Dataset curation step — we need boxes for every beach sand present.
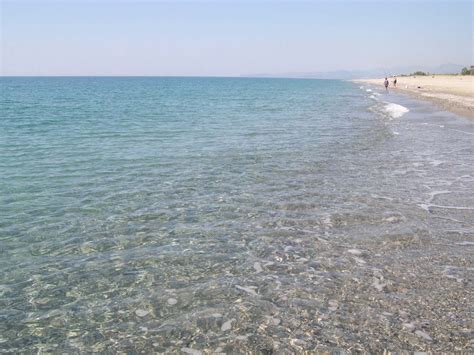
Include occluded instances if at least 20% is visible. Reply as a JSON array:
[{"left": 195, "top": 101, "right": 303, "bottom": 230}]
[{"left": 354, "top": 75, "right": 474, "bottom": 119}]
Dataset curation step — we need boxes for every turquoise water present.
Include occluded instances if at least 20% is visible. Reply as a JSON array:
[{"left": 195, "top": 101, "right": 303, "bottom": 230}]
[{"left": 1, "top": 77, "right": 473, "bottom": 352}]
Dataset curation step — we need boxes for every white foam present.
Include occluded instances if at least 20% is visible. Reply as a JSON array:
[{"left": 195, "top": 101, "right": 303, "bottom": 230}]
[
  {"left": 359, "top": 86, "right": 364, "bottom": 89},
  {"left": 384, "top": 103, "right": 409, "bottom": 118},
  {"left": 366, "top": 88, "right": 372, "bottom": 92},
  {"left": 456, "top": 241, "right": 474, "bottom": 246},
  {"left": 429, "top": 204, "right": 474, "bottom": 211},
  {"left": 429, "top": 159, "right": 444, "bottom": 167},
  {"left": 419, "top": 203, "right": 474, "bottom": 211},
  {"left": 427, "top": 190, "right": 451, "bottom": 203}
]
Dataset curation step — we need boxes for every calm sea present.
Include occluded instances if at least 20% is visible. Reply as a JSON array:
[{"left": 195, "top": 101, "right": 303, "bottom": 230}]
[{"left": 1, "top": 77, "right": 473, "bottom": 352}]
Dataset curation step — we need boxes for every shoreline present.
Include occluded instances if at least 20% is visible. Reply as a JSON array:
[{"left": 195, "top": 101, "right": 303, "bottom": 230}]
[{"left": 352, "top": 75, "right": 474, "bottom": 120}]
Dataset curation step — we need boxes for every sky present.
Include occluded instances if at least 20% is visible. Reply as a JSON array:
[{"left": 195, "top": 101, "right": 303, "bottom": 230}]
[{"left": 0, "top": 0, "right": 472, "bottom": 76}]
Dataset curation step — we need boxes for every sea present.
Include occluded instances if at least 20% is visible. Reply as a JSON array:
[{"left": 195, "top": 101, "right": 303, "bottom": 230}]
[{"left": 1, "top": 77, "right": 473, "bottom": 352}]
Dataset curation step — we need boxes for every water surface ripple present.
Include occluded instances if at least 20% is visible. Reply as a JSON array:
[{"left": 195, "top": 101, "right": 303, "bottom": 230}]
[{"left": 0, "top": 77, "right": 473, "bottom": 352}]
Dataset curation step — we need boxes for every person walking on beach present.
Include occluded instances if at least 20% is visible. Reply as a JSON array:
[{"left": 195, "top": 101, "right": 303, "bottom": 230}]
[{"left": 384, "top": 77, "right": 389, "bottom": 91}]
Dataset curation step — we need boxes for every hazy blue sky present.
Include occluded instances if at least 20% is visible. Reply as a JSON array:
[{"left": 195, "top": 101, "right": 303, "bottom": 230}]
[{"left": 1, "top": 0, "right": 472, "bottom": 76}]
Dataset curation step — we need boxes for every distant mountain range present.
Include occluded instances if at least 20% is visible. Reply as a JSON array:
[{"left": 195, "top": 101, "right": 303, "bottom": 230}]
[{"left": 246, "top": 63, "right": 466, "bottom": 80}]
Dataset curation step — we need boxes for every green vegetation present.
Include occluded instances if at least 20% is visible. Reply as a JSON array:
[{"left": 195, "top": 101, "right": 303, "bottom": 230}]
[
  {"left": 411, "top": 71, "right": 427, "bottom": 76},
  {"left": 460, "top": 67, "right": 473, "bottom": 75}
]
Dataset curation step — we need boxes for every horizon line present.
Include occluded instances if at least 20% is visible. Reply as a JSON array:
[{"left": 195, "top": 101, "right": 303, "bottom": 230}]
[{"left": 0, "top": 75, "right": 346, "bottom": 80}]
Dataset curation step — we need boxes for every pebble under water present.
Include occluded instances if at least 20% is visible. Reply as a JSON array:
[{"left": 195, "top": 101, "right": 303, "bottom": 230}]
[{"left": 0, "top": 77, "right": 473, "bottom": 352}]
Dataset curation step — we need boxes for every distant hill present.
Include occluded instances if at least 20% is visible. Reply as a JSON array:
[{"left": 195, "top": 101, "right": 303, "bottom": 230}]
[
  {"left": 430, "top": 63, "right": 465, "bottom": 74},
  {"left": 246, "top": 63, "right": 466, "bottom": 79}
]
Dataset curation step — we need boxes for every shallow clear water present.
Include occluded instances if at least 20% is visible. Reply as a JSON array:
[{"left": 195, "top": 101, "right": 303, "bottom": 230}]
[{"left": 1, "top": 77, "right": 473, "bottom": 352}]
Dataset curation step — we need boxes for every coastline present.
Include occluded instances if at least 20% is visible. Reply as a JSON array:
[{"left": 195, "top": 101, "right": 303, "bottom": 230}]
[{"left": 352, "top": 75, "right": 474, "bottom": 120}]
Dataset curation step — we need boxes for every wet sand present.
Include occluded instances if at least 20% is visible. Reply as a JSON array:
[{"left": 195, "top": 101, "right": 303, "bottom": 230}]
[{"left": 354, "top": 75, "right": 474, "bottom": 119}]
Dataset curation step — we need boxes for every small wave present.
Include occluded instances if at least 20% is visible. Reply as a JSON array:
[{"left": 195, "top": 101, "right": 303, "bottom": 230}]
[
  {"left": 359, "top": 86, "right": 364, "bottom": 89},
  {"left": 384, "top": 103, "right": 409, "bottom": 118},
  {"left": 420, "top": 203, "right": 474, "bottom": 211},
  {"left": 366, "top": 89, "right": 372, "bottom": 92},
  {"left": 429, "top": 160, "right": 444, "bottom": 167}
]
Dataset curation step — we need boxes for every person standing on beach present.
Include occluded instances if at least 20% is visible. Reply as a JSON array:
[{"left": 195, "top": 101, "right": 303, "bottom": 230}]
[
  {"left": 393, "top": 77, "right": 397, "bottom": 87},
  {"left": 384, "top": 77, "right": 389, "bottom": 91}
]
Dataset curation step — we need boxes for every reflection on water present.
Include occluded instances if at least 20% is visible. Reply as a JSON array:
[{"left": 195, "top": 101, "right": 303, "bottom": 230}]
[{"left": 0, "top": 78, "right": 473, "bottom": 352}]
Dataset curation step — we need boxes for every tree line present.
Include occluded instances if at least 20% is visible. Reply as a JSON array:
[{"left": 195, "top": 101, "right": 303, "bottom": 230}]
[
  {"left": 460, "top": 67, "right": 473, "bottom": 75},
  {"left": 407, "top": 67, "right": 473, "bottom": 76}
]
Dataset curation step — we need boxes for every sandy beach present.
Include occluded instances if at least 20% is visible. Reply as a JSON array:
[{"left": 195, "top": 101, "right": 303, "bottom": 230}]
[{"left": 355, "top": 75, "right": 474, "bottom": 119}]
